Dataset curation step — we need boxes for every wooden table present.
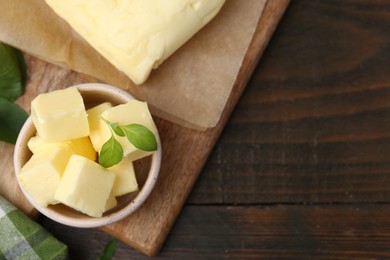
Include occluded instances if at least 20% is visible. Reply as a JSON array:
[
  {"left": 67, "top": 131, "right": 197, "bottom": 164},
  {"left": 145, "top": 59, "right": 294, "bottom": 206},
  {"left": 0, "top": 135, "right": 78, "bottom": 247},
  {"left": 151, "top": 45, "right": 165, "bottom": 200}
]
[{"left": 37, "top": 0, "right": 390, "bottom": 258}]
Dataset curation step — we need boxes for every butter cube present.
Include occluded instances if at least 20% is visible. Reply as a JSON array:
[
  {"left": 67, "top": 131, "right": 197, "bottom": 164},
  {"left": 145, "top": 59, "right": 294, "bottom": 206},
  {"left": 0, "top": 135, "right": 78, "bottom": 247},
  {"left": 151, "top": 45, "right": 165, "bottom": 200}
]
[
  {"left": 44, "top": 0, "right": 225, "bottom": 84},
  {"left": 18, "top": 146, "right": 73, "bottom": 207},
  {"left": 87, "top": 102, "right": 113, "bottom": 152},
  {"left": 98, "top": 100, "right": 158, "bottom": 161},
  {"left": 31, "top": 87, "right": 89, "bottom": 142},
  {"left": 109, "top": 157, "right": 138, "bottom": 197},
  {"left": 104, "top": 193, "right": 118, "bottom": 212},
  {"left": 28, "top": 136, "right": 97, "bottom": 161},
  {"left": 55, "top": 155, "right": 115, "bottom": 217}
]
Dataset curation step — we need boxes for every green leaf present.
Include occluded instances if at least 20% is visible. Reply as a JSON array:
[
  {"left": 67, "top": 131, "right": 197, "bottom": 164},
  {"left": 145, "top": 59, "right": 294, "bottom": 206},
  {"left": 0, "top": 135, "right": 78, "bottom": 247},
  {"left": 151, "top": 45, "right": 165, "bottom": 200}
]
[
  {"left": 98, "top": 134, "right": 123, "bottom": 168},
  {"left": 14, "top": 48, "right": 27, "bottom": 85},
  {"left": 0, "top": 97, "right": 28, "bottom": 144},
  {"left": 0, "top": 43, "right": 24, "bottom": 101},
  {"left": 99, "top": 239, "right": 117, "bottom": 260},
  {"left": 97, "top": 118, "right": 158, "bottom": 168},
  {"left": 100, "top": 116, "right": 125, "bottom": 137},
  {"left": 110, "top": 122, "right": 125, "bottom": 137},
  {"left": 122, "top": 124, "right": 157, "bottom": 151}
]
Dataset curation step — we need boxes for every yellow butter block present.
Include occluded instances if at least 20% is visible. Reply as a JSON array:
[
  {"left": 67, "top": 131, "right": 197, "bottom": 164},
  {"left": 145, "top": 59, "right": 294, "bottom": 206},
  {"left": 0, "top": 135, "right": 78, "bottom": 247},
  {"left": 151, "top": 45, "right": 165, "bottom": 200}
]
[
  {"left": 109, "top": 157, "right": 138, "bottom": 197},
  {"left": 104, "top": 193, "right": 118, "bottom": 212},
  {"left": 87, "top": 102, "right": 113, "bottom": 152},
  {"left": 18, "top": 146, "right": 73, "bottom": 207},
  {"left": 28, "top": 136, "right": 97, "bottom": 161},
  {"left": 55, "top": 155, "right": 115, "bottom": 217},
  {"left": 98, "top": 100, "right": 158, "bottom": 161},
  {"left": 31, "top": 87, "right": 89, "bottom": 142},
  {"left": 44, "top": 0, "right": 225, "bottom": 84}
]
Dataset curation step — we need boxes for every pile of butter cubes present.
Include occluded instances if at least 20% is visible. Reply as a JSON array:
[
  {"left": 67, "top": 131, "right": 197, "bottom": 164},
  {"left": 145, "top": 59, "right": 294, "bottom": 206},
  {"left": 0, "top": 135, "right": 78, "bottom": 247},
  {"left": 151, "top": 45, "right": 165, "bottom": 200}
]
[{"left": 18, "top": 87, "right": 157, "bottom": 217}]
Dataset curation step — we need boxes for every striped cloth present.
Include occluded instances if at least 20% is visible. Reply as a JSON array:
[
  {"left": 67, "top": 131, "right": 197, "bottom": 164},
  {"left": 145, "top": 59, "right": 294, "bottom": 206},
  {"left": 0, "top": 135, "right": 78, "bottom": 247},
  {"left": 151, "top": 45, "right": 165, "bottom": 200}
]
[{"left": 0, "top": 196, "right": 68, "bottom": 260}]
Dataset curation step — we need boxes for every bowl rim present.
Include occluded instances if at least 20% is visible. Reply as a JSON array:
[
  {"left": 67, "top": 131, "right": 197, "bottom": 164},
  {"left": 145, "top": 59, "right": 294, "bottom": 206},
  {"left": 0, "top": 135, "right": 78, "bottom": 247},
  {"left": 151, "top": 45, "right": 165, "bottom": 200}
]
[{"left": 13, "top": 83, "right": 162, "bottom": 228}]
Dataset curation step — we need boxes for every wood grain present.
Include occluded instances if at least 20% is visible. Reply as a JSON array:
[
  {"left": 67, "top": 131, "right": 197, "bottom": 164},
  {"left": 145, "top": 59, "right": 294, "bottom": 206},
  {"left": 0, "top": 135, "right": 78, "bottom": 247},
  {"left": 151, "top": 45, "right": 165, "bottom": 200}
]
[
  {"left": 188, "top": 0, "right": 390, "bottom": 205},
  {"left": 41, "top": 205, "right": 390, "bottom": 259}
]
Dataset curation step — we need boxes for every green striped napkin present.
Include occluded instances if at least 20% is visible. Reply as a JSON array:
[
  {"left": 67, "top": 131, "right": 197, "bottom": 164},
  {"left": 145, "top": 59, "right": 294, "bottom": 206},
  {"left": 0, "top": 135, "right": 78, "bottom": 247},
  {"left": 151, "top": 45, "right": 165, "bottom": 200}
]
[{"left": 0, "top": 196, "right": 68, "bottom": 260}]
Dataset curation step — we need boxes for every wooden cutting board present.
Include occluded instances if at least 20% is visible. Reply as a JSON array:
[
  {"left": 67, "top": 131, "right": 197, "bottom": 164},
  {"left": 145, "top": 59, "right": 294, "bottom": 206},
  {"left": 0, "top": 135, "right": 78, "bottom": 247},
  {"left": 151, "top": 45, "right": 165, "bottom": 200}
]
[{"left": 0, "top": 0, "right": 289, "bottom": 256}]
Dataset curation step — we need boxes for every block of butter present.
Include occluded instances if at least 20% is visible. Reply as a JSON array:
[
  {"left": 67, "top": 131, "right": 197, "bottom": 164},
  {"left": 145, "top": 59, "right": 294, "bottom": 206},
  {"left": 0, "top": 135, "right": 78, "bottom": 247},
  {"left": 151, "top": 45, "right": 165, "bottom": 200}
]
[
  {"left": 87, "top": 102, "right": 113, "bottom": 152},
  {"left": 94, "top": 100, "right": 158, "bottom": 161},
  {"left": 105, "top": 193, "right": 118, "bottom": 212},
  {"left": 44, "top": 0, "right": 225, "bottom": 84},
  {"left": 18, "top": 146, "right": 73, "bottom": 207},
  {"left": 109, "top": 157, "right": 138, "bottom": 197},
  {"left": 28, "top": 136, "right": 97, "bottom": 161},
  {"left": 55, "top": 155, "right": 115, "bottom": 218},
  {"left": 31, "top": 87, "right": 89, "bottom": 142}
]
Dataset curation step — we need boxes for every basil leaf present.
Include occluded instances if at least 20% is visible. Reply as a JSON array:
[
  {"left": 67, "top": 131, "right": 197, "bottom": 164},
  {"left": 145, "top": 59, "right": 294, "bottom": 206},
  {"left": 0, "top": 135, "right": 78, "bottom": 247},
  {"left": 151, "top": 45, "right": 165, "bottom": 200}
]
[
  {"left": 110, "top": 122, "right": 125, "bottom": 137},
  {"left": 101, "top": 117, "right": 125, "bottom": 137},
  {"left": 122, "top": 124, "right": 157, "bottom": 151},
  {"left": 0, "top": 97, "right": 28, "bottom": 144},
  {"left": 99, "top": 134, "right": 123, "bottom": 168},
  {"left": 99, "top": 239, "right": 117, "bottom": 260},
  {"left": 0, "top": 43, "right": 24, "bottom": 101},
  {"left": 14, "top": 48, "right": 27, "bottom": 85}
]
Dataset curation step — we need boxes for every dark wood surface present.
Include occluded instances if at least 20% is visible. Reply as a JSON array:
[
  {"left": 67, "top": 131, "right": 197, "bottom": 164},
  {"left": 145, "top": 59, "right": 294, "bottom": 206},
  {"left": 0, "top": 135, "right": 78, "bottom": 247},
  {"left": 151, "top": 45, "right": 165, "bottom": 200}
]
[{"left": 38, "top": 0, "right": 390, "bottom": 258}]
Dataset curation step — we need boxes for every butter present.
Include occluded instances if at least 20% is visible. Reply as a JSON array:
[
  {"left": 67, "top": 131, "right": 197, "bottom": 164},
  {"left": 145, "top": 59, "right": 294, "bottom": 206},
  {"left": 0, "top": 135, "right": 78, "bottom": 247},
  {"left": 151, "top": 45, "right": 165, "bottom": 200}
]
[
  {"left": 97, "top": 100, "right": 157, "bottom": 161},
  {"left": 109, "top": 157, "right": 138, "bottom": 196},
  {"left": 105, "top": 192, "right": 118, "bottom": 212},
  {"left": 31, "top": 87, "right": 89, "bottom": 142},
  {"left": 87, "top": 102, "right": 113, "bottom": 152},
  {"left": 28, "top": 136, "right": 97, "bottom": 161},
  {"left": 22, "top": 87, "right": 155, "bottom": 217},
  {"left": 44, "top": 0, "right": 225, "bottom": 84},
  {"left": 55, "top": 155, "right": 115, "bottom": 218},
  {"left": 18, "top": 146, "right": 73, "bottom": 207}
]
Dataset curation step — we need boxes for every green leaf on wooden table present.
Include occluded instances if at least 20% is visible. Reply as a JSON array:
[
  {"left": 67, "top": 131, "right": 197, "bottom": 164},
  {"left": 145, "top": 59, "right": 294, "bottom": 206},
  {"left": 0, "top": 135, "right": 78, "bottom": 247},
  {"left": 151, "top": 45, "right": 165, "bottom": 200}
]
[
  {"left": 0, "top": 97, "right": 28, "bottom": 144},
  {"left": 99, "top": 134, "right": 123, "bottom": 168},
  {"left": 99, "top": 239, "right": 117, "bottom": 260},
  {"left": 122, "top": 124, "right": 157, "bottom": 151},
  {"left": 0, "top": 43, "right": 24, "bottom": 101}
]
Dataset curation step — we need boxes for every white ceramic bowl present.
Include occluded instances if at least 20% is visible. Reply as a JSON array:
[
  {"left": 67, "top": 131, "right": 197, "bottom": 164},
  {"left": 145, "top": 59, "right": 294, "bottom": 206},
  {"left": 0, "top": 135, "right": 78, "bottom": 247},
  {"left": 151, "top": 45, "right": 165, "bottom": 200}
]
[{"left": 14, "top": 83, "right": 162, "bottom": 228}]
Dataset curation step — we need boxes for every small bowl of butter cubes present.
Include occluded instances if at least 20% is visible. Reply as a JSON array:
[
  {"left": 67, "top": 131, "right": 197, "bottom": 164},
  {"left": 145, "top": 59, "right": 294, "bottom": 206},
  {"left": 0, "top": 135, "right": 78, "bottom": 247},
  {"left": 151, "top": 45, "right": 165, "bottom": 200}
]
[{"left": 14, "top": 83, "right": 161, "bottom": 228}]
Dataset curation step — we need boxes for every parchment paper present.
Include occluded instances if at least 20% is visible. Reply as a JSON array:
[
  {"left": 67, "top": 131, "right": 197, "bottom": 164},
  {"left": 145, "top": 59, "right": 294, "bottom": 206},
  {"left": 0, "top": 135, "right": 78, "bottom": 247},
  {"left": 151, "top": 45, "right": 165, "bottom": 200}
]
[{"left": 0, "top": 0, "right": 265, "bottom": 129}]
